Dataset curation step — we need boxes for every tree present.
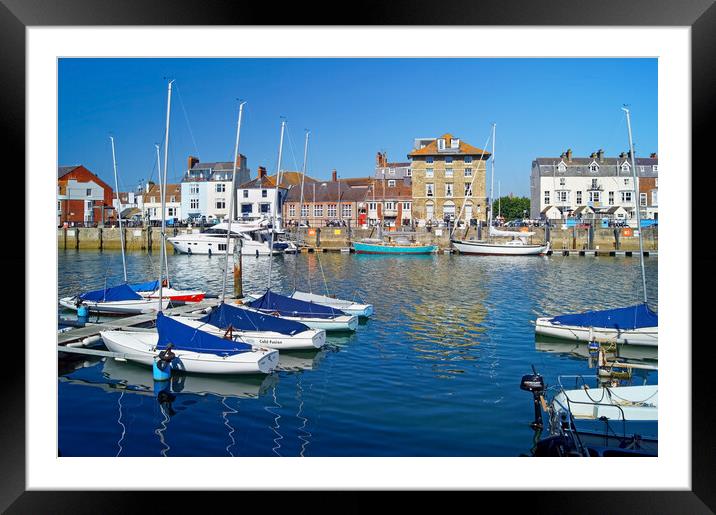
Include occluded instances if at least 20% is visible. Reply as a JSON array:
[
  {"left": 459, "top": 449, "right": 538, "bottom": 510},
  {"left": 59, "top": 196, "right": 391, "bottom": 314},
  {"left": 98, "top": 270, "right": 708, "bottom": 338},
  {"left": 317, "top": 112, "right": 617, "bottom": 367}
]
[{"left": 493, "top": 196, "right": 530, "bottom": 221}]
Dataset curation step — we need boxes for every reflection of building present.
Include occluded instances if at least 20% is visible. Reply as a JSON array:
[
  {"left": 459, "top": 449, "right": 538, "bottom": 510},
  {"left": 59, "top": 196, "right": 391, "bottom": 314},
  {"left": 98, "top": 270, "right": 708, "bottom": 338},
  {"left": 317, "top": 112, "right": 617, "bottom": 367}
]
[
  {"left": 530, "top": 149, "right": 658, "bottom": 222},
  {"left": 408, "top": 134, "right": 489, "bottom": 225},
  {"left": 57, "top": 165, "right": 115, "bottom": 226}
]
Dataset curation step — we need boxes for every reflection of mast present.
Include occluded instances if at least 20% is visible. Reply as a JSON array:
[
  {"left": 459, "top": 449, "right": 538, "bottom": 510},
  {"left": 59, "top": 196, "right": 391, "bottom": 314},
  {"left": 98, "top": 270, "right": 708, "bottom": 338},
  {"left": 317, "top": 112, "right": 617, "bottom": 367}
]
[
  {"left": 220, "top": 397, "right": 238, "bottom": 457},
  {"left": 296, "top": 373, "right": 312, "bottom": 456},
  {"left": 115, "top": 390, "right": 126, "bottom": 457},
  {"left": 265, "top": 384, "right": 283, "bottom": 456}
]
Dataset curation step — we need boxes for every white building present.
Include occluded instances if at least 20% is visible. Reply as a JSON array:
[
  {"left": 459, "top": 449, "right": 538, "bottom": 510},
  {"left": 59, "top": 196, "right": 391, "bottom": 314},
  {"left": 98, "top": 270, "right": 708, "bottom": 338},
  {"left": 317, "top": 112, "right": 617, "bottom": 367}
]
[
  {"left": 180, "top": 155, "right": 249, "bottom": 222},
  {"left": 237, "top": 167, "right": 312, "bottom": 228},
  {"left": 530, "top": 149, "right": 658, "bottom": 224},
  {"left": 143, "top": 183, "right": 181, "bottom": 223}
]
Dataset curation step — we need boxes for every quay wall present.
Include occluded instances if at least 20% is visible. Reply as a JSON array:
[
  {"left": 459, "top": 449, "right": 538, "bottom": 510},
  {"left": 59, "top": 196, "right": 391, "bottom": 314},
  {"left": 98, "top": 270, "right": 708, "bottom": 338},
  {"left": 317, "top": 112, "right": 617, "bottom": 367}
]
[{"left": 57, "top": 225, "right": 658, "bottom": 252}]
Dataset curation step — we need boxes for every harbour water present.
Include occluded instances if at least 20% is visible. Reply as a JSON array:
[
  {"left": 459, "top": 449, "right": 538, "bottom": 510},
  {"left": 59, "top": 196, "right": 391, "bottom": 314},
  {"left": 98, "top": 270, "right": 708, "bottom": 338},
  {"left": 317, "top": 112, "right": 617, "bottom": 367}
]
[{"left": 58, "top": 250, "right": 658, "bottom": 457}]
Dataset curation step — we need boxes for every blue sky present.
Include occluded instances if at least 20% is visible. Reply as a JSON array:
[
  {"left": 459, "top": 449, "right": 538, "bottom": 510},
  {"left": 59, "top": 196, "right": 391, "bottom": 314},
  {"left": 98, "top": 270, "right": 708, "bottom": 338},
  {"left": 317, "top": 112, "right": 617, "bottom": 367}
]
[{"left": 58, "top": 58, "right": 657, "bottom": 197}]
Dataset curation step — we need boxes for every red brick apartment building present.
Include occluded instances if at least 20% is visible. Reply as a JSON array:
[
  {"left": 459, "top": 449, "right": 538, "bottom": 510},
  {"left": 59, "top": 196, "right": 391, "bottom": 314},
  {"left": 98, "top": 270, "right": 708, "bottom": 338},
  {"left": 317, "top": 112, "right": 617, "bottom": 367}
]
[{"left": 58, "top": 165, "right": 115, "bottom": 226}]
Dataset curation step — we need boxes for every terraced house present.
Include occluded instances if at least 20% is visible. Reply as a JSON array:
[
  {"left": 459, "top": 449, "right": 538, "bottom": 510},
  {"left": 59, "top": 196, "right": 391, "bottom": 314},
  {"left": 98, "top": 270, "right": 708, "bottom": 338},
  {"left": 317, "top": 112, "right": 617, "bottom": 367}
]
[{"left": 408, "top": 134, "right": 490, "bottom": 225}]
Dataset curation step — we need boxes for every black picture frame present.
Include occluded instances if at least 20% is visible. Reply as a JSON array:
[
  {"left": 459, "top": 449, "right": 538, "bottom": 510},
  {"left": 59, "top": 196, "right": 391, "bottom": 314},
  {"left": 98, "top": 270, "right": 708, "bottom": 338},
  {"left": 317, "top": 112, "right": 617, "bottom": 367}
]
[{"left": 6, "top": 0, "right": 711, "bottom": 512}]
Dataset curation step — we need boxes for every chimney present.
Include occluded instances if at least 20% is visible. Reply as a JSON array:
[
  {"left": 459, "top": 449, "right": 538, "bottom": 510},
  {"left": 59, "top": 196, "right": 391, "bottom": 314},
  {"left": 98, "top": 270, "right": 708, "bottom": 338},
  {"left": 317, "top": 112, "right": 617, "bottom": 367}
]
[
  {"left": 235, "top": 153, "right": 243, "bottom": 168},
  {"left": 376, "top": 152, "right": 382, "bottom": 167},
  {"left": 188, "top": 156, "right": 199, "bottom": 170},
  {"left": 650, "top": 152, "right": 657, "bottom": 159},
  {"left": 597, "top": 149, "right": 604, "bottom": 163},
  {"left": 590, "top": 152, "right": 597, "bottom": 159},
  {"left": 566, "top": 149, "right": 572, "bottom": 162},
  {"left": 258, "top": 166, "right": 267, "bottom": 178},
  {"left": 619, "top": 152, "right": 626, "bottom": 159},
  {"left": 332, "top": 169, "right": 337, "bottom": 182}
]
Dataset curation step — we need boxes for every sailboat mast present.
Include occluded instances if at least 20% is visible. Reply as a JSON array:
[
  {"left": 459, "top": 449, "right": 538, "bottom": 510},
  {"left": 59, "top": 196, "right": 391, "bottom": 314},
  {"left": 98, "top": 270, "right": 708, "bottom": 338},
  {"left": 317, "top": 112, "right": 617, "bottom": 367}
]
[
  {"left": 489, "top": 123, "right": 496, "bottom": 228},
  {"left": 158, "top": 80, "right": 173, "bottom": 311},
  {"left": 110, "top": 136, "right": 127, "bottom": 283},
  {"left": 156, "top": 144, "right": 170, "bottom": 288},
  {"left": 622, "top": 107, "right": 648, "bottom": 305},
  {"left": 498, "top": 180, "right": 501, "bottom": 219},
  {"left": 268, "top": 119, "right": 286, "bottom": 290},
  {"left": 298, "top": 130, "right": 310, "bottom": 244},
  {"left": 221, "top": 101, "right": 245, "bottom": 303}
]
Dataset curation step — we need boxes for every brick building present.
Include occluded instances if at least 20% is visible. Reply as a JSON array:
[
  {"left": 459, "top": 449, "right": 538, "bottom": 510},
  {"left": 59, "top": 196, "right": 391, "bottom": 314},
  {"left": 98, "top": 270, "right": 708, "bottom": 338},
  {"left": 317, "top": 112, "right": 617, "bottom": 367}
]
[
  {"left": 368, "top": 152, "right": 413, "bottom": 227},
  {"left": 408, "top": 133, "right": 490, "bottom": 225},
  {"left": 57, "top": 165, "right": 115, "bottom": 226}
]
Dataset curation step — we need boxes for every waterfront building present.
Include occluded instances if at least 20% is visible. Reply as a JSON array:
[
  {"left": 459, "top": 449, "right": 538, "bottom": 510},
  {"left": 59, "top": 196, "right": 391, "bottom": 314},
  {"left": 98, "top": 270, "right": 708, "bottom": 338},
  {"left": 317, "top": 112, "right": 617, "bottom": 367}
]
[
  {"left": 57, "top": 165, "right": 115, "bottom": 226},
  {"left": 113, "top": 191, "right": 143, "bottom": 221},
  {"left": 408, "top": 133, "right": 490, "bottom": 226},
  {"left": 241, "top": 166, "right": 316, "bottom": 228},
  {"left": 180, "top": 155, "right": 249, "bottom": 222},
  {"left": 282, "top": 171, "right": 368, "bottom": 228},
  {"left": 530, "top": 149, "right": 659, "bottom": 223},
  {"left": 369, "top": 152, "right": 413, "bottom": 227},
  {"left": 142, "top": 183, "right": 182, "bottom": 223}
]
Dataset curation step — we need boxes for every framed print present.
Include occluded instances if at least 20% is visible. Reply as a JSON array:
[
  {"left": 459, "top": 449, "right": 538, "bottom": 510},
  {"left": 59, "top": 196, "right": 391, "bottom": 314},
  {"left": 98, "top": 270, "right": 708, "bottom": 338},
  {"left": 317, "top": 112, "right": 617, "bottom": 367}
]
[{"left": 5, "top": 0, "right": 713, "bottom": 512}]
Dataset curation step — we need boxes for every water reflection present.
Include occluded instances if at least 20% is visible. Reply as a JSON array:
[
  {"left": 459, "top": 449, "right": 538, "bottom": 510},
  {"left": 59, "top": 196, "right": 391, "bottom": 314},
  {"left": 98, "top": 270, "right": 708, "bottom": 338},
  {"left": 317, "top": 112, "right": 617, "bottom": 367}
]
[{"left": 534, "top": 334, "right": 658, "bottom": 363}]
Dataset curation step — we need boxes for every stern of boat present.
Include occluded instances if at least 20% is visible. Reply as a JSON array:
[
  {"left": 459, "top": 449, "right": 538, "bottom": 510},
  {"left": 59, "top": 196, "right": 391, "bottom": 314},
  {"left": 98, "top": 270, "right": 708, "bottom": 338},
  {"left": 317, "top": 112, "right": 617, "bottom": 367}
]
[{"left": 257, "top": 349, "right": 279, "bottom": 373}]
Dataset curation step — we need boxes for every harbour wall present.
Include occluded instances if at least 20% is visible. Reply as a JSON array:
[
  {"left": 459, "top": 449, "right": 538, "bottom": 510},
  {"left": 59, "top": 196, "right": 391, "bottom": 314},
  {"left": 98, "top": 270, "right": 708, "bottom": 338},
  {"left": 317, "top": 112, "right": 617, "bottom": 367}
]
[{"left": 58, "top": 225, "right": 658, "bottom": 252}]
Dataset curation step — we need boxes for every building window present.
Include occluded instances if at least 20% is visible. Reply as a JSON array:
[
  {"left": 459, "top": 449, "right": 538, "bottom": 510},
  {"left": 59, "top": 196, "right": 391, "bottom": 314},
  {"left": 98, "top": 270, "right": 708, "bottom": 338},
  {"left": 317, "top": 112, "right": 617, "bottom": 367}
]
[
  {"left": 86, "top": 188, "right": 92, "bottom": 196},
  {"left": 369, "top": 202, "right": 377, "bottom": 211},
  {"left": 621, "top": 191, "right": 632, "bottom": 203},
  {"left": 558, "top": 162, "right": 566, "bottom": 172},
  {"left": 167, "top": 207, "right": 175, "bottom": 217},
  {"left": 589, "top": 191, "right": 601, "bottom": 203},
  {"left": 639, "top": 166, "right": 645, "bottom": 173},
  {"left": 406, "top": 169, "right": 412, "bottom": 177},
  {"left": 170, "top": 196, "right": 175, "bottom": 203},
  {"left": 653, "top": 165, "right": 658, "bottom": 172},
  {"left": 640, "top": 193, "right": 648, "bottom": 206},
  {"left": 624, "top": 178, "right": 629, "bottom": 186},
  {"left": 327, "top": 204, "right": 337, "bottom": 217},
  {"left": 591, "top": 179, "right": 598, "bottom": 189},
  {"left": 576, "top": 191, "right": 582, "bottom": 204},
  {"left": 215, "top": 199, "right": 225, "bottom": 210},
  {"left": 402, "top": 202, "right": 411, "bottom": 210},
  {"left": 464, "top": 183, "right": 472, "bottom": 197},
  {"left": 388, "top": 168, "right": 395, "bottom": 175},
  {"left": 241, "top": 203, "right": 253, "bottom": 214},
  {"left": 190, "top": 198, "right": 199, "bottom": 210},
  {"left": 464, "top": 156, "right": 473, "bottom": 163},
  {"left": 589, "top": 163, "right": 599, "bottom": 172},
  {"left": 243, "top": 190, "right": 248, "bottom": 198},
  {"left": 190, "top": 185, "right": 199, "bottom": 194},
  {"left": 445, "top": 183, "right": 453, "bottom": 197},
  {"left": 218, "top": 244, "right": 227, "bottom": 251},
  {"left": 152, "top": 208, "right": 157, "bottom": 216},
  {"left": 314, "top": 204, "right": 323, "bottom": 217},
  {"left": 426, "top": 183, "right": 434, "bottom": 197},
  {"left": 652, "top": 191, "right": 658, "bottom": 206},
  {"left": 388, "top": 180, "right": 396, "bottom": 187},
  {"left": 289, "top": 204, "right": 296, "bottom": 217},
  {"left": 216, "top": 184, "right": 225, "bottom": 193},
  {"left": 445, "top": 168, "right": 453, "bottom": 178},
  {"left": 559, "top": 177, "right": 566, "bottom": 186},
  {"left": 426, "top": 168, "right": 434, "bottom": 178},
  {"left": 557, "top": 191, "right": 568, "bottom": 203},
  {"left": 437, "top": 139, "right": 446, "bottom": 151},
  {"left": 608, "top": 191, "right": 614, "bottom": 205},
  {"left": 301, "top": 205, "right": 309, "bottom": 217},
  {"left": 385, "top": 201, "right": 395, "bottom": 210},
  {"left": 260, "top": 203, "right": 271, "bottom": 214},
  {"left": 445, "top": 156, "right": 453, "bottom": 164},
  {"left": 342, "top": 204, "right": 352, "bottom": 217},
  {"left": 621, "top": 163, "right": 630, "bottom": 173},
  {"left": 544, "top": 191, "right": 550, "bottom": 204},
  {"left": 262, "top": 189, "right": 268, "bottom": 198},
  {"left": 150, "top": 197, "right": 156, "bottom": 204},
  {"left": 464, "top": 168, "right": 472, "bottom": 177},
  {"left": 426, "top": 157, "right": 434, "bottom": 164}
]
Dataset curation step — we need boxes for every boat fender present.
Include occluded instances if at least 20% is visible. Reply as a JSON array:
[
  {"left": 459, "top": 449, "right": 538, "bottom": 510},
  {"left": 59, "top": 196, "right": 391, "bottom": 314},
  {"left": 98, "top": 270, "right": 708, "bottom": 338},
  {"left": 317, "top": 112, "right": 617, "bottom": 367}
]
[
  {"left": 188, "top": 247, "right": 192, "bottom": 255},
  {"left": 153, "top": 344, "right": 176, "bottom": 381},
  {"left": 77, "top": 304, "right": 89, "bottom": 318},
  {"left": 208, "top": 248, "right": 212, "bottom": 257}
]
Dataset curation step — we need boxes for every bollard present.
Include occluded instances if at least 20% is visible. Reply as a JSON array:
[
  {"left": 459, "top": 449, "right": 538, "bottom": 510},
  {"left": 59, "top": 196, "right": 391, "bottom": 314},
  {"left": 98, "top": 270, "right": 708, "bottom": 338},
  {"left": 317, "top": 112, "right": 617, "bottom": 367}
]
[
  {"left": 316, "top": 227, "right": 321, "bottom": 247},
  {"left": 477, "top": 220, "right": 482, "bottom": 240},
  {"left": 98, "top": 227, "right": 103, "bottom": 251},
  {"left": 587, "top": 223, "right": 594, "bottom": 249},
  {"left": 545, "top": 221, "right": 551, "bottom": 243},
  {"left": 614, "top": 227, "right": 621, "bottom": 250},
  {"left": 572, "top": 226, "right": 577, "bottom": 250}
]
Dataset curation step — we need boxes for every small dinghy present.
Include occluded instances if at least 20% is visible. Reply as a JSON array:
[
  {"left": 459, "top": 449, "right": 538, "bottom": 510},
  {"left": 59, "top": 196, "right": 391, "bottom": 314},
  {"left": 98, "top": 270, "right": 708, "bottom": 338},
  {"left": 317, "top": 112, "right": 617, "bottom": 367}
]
[
  {"left": 172, "top": 302, "right": 326, "bottom": 350},
  {"left": 60, "top": 284, "right": 169, "bottom": 315},
  {"left": 129, "top": 280, "right": 206, "bottom": 303},
  {"left": 535, "top": 304, "right": 658, "bottom": 347},
  {"left": 100, "top": 312, "right": 278, "bottom": 375},
  {"left": 289, "top": 291, "right": 374, "bottom": 318},
  {"left": 244, "top": 290, "right": 358, "bottom": 332}
]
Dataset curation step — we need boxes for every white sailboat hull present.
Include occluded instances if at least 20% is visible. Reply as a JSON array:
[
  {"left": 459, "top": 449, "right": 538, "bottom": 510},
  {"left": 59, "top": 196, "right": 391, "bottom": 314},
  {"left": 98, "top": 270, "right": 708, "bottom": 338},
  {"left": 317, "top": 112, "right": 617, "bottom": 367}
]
[
  {"left": 100, "top": 330, "right": 278, "bottom": 374},
  {"left": 534, "top": 317, "right": 658, "bottom": 347},
  {"left": 452, "top": 240, "right": 550, "bottom": 256},
  {"left": 553, "top": 385, "right": 658, "bottom": 421},
  {"left": 238, "top": 303, "right": 358, "bottom": 332},
  {"left": 59, "top": 296, "right": 170, "bottom": 315},
  {"left": 172, "top": 316, "right": 326, "bottom": 350},
  {"left": 290, "top": 291, "right": 374, "bottom": 318}
]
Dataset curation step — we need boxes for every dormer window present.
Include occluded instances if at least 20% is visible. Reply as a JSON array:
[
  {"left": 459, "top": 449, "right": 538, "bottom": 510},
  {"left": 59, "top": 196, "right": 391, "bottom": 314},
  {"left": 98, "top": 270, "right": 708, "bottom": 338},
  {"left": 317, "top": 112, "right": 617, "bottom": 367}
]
[
  {"left": 589, "top": 161, "right": 599, "bottom": 173},
  {"left": 653, "top": 165, "right": 658, "bottom": 172},
  {"left": 557, "top": 162, "right": 567, "bottom": 172},
  {"left": 437, "top": 138, "right": 446, "bottom": 151},
  {"left": 621, "top": 162, "right": 630, "bottom": 173},
  {"left": 450, "top": 138, "right": 460, "bottom": 149}
]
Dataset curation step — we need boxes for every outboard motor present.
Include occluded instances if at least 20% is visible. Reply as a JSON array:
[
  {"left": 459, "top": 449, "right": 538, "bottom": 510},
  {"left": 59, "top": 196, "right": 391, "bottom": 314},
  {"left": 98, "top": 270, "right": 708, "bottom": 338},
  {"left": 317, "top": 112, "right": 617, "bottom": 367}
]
[{"left": 520, "top": 365, "right": 545, "bottom": 429}]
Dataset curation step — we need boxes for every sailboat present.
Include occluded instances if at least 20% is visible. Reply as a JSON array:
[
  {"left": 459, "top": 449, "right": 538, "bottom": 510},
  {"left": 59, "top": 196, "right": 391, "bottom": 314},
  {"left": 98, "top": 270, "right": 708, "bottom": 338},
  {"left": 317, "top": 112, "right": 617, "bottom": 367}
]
[
  {"left": 59, "top": 137, "right": 170, "bottom": 315},
  {"left": 101, "top": 85, "right": 278, "bottom": 375},
  {"left": 451, "top": 123, "right": 550, "bottom": 256},
  {"left": 534, "top": 107, "right": 658, "bottom": 346},
  {"left": 286, "top": 130, "right": 374, "bottom": 317}
]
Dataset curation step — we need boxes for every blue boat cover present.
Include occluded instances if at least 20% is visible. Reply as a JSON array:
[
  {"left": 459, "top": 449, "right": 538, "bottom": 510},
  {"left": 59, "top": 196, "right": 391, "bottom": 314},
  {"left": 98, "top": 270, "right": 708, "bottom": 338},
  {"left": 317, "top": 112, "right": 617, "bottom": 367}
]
[
  {"left": 156, "top": 312, "right": 252, "bottom": 356},
  {"left": 200, "top": 302, "right": 309, "bottom": 335},
  {"left": 128, "top": 280, "right": 160, "bottom": 292},
  {"left": 79, "top": 283, "right": 142, "bottom": 302},
  {"left": 549, "top": 304, "right": 658, "bottom": 330},
  {"left": 246, "top": 290, "right": 346, "bottom": 319}
]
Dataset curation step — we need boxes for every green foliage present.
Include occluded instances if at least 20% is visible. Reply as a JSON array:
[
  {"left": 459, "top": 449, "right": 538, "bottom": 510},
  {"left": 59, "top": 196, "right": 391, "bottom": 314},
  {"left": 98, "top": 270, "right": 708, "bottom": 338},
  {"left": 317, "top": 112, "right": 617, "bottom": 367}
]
[{"left": 493, "top": 196, "right": 530, "bottom": 221}]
